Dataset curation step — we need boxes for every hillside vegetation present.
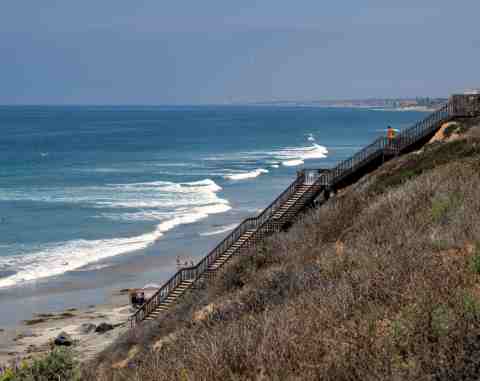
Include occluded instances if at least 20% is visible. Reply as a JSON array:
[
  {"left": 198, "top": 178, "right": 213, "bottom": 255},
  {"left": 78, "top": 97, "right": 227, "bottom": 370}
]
[
  {"left": 8, "top": 119, "right": 479, "bottom": 381},
  {"left": 79, "top": 119, "right": 480, "bottom": 381}
]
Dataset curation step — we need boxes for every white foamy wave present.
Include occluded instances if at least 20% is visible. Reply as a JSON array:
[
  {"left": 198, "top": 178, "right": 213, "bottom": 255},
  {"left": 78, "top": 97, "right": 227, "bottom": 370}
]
[
  {"left": 0, "top": 178, "right": 232, "bottom": 288},
  {"left": 0, "top": 202, "right": 232, "bottom": 288},
  {"left": 200, "top": 223, "right": 238, "bottom": 237},
  {"left": 142, "top": 283, "right": 161, "bottom": 289},
  {"left": 274, "top": 143, "right": 328, "bottom": 167},
  {"left": 282, "top": 159, "right": 305, "bottom": 167},
  {"left": 271, "top": 164, "right": 280, "bottom": 168},
  {"left": 276, "top": 143, "right": 328, "bottom": 160},
  {"left": 108, "top": 179, "right": 222, "bottom": 194},
  {"left": 0, "top": 233, "right": 158, "bottom": 288},
  {"left": 224, "top": 168, "right": 269, "bottom": 181},
  {"left": 307, "top": 133, "right": 315, "bottom": 142},
  {"left": 0, "top": 179, "right": 226, "bottom": 211}
]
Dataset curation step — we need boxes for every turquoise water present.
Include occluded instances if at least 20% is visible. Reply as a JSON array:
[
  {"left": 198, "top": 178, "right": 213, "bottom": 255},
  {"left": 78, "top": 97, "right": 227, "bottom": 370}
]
[{"left": 0, "top": 106, "right": 426, "bottom": 325}]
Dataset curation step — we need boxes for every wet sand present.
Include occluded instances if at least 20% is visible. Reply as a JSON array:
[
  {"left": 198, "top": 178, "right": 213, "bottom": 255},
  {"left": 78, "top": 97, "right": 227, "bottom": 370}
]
[{"left": 0, "top": 292, "right": 132, "bottom": 366}]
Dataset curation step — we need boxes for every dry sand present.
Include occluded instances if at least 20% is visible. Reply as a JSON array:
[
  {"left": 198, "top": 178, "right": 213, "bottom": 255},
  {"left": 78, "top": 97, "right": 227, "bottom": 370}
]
[{"left": 0, "top": 291, "right": 141, "bottom": 366}]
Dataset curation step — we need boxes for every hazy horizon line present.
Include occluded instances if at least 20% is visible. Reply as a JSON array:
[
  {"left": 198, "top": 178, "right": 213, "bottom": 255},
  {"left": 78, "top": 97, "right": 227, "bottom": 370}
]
[{"left": 0, "top": 96, "right": 449, "bottom": 108}]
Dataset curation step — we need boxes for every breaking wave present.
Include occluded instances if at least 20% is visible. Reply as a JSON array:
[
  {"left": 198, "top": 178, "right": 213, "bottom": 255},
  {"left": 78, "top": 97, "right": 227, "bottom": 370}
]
[
  {"left": 0, "top": 179, "right": 230, "bottom": 288},
  {"left": 274, "top": 143, "right": 329, "bottom": 167},
  {"left": 282, "top": 159, "right": 305, "bottom": 167},
  {"left": 224, "top": 169, "right": 269, "bottom": 181}
]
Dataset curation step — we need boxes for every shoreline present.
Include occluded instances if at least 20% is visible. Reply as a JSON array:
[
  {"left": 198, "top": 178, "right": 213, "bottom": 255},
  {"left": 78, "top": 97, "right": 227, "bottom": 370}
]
[
  {"left": 0, "top": 291, "right": 131, "bottom": 366},
  {"left": 0, "top": 107, "right": 432, "bottom": 368},
  {"left": 0, "top": 203, "right": 274, "bottom": 366}
]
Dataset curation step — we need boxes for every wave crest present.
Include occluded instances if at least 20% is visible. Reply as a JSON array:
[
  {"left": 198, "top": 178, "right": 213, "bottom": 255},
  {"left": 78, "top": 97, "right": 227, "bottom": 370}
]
[
  {"left": 0, "top": 178, "right": 231, "bottom": 288},
  {"left": 275, "top": 143, "right": 328, "bottom": 167},
  {"left": 224, "top": 169, "right": 269, "bottom": 181}
]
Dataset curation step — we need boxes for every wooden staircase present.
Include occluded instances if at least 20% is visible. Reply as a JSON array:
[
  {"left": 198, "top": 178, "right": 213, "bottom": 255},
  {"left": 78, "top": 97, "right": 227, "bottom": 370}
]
[
  {"left": 271, "top": 184, "right": 320, "bottom": 223},
  {"left": 199, "top": 229, "right": 256, "bottom": 280},
  {"left": 144, "top": 279, "right": 194, "bottom": 321},
  {"left": 129, "top": 95, "right": 480, "bottom": 328}
]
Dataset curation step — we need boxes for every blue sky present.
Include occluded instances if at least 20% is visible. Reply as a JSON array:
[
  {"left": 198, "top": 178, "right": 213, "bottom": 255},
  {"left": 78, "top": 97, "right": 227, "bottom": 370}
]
[{"left": 1, "top": 1, "right": 479, "bottom": 104}]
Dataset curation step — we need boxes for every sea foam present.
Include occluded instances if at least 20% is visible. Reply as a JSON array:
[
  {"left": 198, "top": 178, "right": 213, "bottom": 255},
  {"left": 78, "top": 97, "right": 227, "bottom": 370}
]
[
  {"left": 224, "top": 168, "right": 269, "bottom": 181},
  {"left": 275, "top": 143, "right": 329, "bottom": 167},
  {"left": 0, "top": 178, "right": 230, "bottom": 288},
  {"left": 282, "top": 159, "right": 305, "bottom": 167}
]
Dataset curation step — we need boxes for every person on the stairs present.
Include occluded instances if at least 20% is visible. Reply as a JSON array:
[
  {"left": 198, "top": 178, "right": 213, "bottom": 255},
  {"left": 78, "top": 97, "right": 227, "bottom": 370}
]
[
  {"left": 387, "top": 126, "right": 395, "bottom": 141},
  {"left": 387, "top": 125, "right": 396, "bottom": 142},
  {"left": 386, "top": 125, "right": 397, "bottom": 152}
]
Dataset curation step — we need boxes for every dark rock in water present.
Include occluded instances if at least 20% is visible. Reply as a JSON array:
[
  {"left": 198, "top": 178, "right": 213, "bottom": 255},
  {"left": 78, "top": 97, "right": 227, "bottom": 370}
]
[
  {"left": 54, "top": 332, "right": 73, "bottom": 346},
  {"left": 79, "top": 323, "right": 96, "bottom": 334},
  {"left": 95, "top": 322, "right": 114, "bottom": 334}
]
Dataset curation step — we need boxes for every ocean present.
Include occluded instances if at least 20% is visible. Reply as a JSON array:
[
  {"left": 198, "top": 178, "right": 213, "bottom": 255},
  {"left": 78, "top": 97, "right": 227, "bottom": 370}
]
[{"left": 0, "top": 105, "right": 427, "bottom": 326}]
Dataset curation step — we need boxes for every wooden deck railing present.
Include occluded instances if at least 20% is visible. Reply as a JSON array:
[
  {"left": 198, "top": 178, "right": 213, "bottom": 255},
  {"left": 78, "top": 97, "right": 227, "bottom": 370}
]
[
  {"left": 319, "top": 104, "right": 451, "bottom": 187},
  {"left": 130, "top": 171, "right": 306, "bottom": 326},
  {"left": 130, "top": 98, "right": 478, "bottom": 327}
]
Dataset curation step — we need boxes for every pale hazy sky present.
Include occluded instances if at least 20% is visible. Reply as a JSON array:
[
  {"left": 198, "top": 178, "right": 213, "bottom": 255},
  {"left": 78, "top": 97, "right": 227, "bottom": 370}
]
[{"left": 1, "top": 1, "right": 479, "bottom": 104}]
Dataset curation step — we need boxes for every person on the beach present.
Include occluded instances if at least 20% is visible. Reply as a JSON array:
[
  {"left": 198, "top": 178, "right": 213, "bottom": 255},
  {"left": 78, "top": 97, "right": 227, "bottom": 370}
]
[{"left": 130, "top": 290, "right": 138, "bottom": 305}]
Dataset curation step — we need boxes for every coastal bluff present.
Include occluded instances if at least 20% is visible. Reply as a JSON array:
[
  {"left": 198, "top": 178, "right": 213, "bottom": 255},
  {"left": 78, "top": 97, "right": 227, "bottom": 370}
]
[
  {"left": 3, "top": 94, "right": 480, "bottom": 380},
  {"left": 77, "top": 94, "right": 480, "bottom": 380}
]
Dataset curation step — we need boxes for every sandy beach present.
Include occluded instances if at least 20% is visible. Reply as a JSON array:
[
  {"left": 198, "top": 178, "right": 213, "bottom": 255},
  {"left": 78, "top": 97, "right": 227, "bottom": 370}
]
[
  {"left": 0, "top": 106, "right": 430, "bottom": 370},
  {"left": 0, "top": 292, "right": 133, "bottom": 366}
]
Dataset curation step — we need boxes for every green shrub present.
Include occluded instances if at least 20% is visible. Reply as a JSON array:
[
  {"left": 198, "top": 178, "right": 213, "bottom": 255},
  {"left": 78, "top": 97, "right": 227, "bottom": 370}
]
[
  {"left": 0, "top": 368, "right": 15, "bottom": 381},
  {"left": 470, "top": 242, "right": 480, "bottom": 275},
  {"left": 432, "top": 239, "right": 450, "bottom": 251},
  {"left": 10, "top": 348, "right": 80, "bottom": 381},
  {"left": 431, "top": 305, "right": 452, "bottom": 337},
  {"left": 370, "top": 138, "right": 480, "bottom": 194},
  {"left": 391, "top": 319, "right": 405, "bottom": 339},
  {"left": 431, "top": 192, "right": 463, "bottom": 224},
  {"left": 431, "top": 197, "right": 451, "bottom": 224},
  {"left": 463, "top": 292, "right": 480, "bottom": 320}
]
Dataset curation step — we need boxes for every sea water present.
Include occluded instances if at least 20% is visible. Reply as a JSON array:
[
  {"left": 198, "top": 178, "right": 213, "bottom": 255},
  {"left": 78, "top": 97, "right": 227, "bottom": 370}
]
[{"left": 0, "top": 105, "right": 427, "bottom": 325}]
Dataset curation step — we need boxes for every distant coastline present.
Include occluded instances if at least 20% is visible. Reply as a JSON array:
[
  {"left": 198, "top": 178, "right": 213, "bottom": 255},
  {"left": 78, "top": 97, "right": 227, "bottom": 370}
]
[{"left": 230, "top": 97, "right": 447, "bottom": 112}]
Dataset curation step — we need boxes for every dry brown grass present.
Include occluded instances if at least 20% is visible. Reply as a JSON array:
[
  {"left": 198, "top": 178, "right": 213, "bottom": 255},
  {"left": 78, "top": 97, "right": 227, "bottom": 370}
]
[{"left": 83, "top": 136, "right": 480, "bottom": 381}]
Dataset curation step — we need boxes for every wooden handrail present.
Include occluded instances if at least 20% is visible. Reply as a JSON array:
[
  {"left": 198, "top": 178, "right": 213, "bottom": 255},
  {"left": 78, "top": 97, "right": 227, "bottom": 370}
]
[
  {"left": 130, "top": 101, "right": 460, "bottom": 327},
  {"left": 130, "top": 173, "right": 305, "bottom": 326}
]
